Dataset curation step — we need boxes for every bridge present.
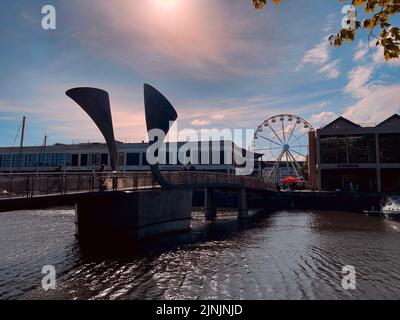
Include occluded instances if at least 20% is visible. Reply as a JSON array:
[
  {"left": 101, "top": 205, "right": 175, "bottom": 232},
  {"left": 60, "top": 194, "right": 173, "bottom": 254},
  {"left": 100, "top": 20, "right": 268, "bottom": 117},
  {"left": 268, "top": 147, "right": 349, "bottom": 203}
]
[
  {"left": 0, "top": 170, "right": 271, "bottom": 243},
  {"left": 0, "top": 171, "right": 270, "bottom": 213},
  {"left": 0, "top": 84, "right": 274, "bottom": 243}
]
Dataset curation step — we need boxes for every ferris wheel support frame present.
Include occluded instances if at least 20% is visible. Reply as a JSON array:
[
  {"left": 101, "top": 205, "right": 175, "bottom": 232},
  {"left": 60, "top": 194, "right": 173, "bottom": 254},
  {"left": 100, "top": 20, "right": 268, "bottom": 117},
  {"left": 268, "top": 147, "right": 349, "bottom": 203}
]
[{"left": 252, "top": 114, "right": 315, "bottom": 183}]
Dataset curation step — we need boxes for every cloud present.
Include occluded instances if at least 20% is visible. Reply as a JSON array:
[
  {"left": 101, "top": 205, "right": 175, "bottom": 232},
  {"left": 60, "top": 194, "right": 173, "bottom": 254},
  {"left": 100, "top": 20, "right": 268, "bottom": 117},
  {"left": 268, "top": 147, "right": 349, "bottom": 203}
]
[
  {"left": 318, "top": 59, "right": 340, "bottom": 79},
  {"left": 297, "top": 38, "right": 340, "bottom": 79},
  {"left": 344, "top": 65, "right": 373, "bottom": 97},
  {"left": 297, "top": 40, "right": 330, "bottom": 69},
  {"left": 66, "top": 0, "right": 284, "bottom": 79},
  {"left": 373, "top": 46, "right": 400, "bottom": 66},
  {"left": 342, "top": 59, "right": 400, "bottom": 124},
  {"left": 210, "top": 113, "right": 225, "bottom": 120},
  {"left": 353, "top": 40, "right": 369, "bottom": 61},
  {"left": 352, "top": 40, "right": 400, "bottom": 66},
  {"left": 322, "top": 14, "right": 336, "bottom": 33},
  {"left": 191, "top": 119, "right": 211, "bottom": 126},
  {"left": 310, "top": 111, "right": 338, "bottom": 128},
  {"left": 343, "top": 84, "right": 400, "bottom": 124},
  {"left": 0, "top": 81, "right": 149, "bottom": 145}
]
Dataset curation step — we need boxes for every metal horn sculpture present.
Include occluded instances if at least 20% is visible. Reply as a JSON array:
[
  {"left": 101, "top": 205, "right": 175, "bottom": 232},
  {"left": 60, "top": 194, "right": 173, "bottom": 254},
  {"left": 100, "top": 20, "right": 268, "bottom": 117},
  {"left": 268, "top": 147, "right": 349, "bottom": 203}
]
[
  {"left": 66, "top": 87, "right": 118, "bottom": 171},
  {"left": 143, "top": 84, "right": 247, "bottom": 190},
  {"left": 143, "top": 84, "right": 178, "bottom": 189}
]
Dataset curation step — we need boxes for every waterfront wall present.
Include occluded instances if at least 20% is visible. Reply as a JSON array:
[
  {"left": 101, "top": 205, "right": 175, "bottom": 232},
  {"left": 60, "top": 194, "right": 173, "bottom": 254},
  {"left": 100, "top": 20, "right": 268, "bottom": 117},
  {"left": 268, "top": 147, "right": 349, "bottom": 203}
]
[
  {"left": 76, "top": 189, "right": 193, "bottom": 244},
  {"left": 193, "top": 189, "right": 386, "bottom": 213}
]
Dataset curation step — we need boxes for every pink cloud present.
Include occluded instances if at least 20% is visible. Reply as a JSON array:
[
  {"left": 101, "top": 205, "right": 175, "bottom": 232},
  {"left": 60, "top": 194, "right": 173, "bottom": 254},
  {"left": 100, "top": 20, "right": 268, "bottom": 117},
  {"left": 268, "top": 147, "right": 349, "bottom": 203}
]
[
  {"left": 344, "top": 65, "right": 373, "bottom": 97},
  {"left": 191, "top": 119, "right": 211, "bottom": 126},
  {"left": 341, "top": 57, "right": 400, "bottom": 124},
  {"left": 310, "top": 111, "right": 338, "bottom": 128},
  {"left": 68, "top": 0, "right": 282, "bottom": 79},
  {"left": 343, "top": 84, "right": 400, "bottom": 124}
]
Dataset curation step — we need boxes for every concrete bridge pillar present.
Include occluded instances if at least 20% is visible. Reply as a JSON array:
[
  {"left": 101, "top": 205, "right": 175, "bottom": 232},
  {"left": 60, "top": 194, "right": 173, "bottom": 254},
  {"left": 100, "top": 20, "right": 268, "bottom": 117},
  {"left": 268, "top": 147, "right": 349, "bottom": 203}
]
[
  {"left": 238, "top": 188, "right": 249, "bottom": 219},
  {"left": 75, "top": 189, "right": 193, "bottom": 244},
  {"left": 204, "top": 187, "right": 217, "bottom": 220}
]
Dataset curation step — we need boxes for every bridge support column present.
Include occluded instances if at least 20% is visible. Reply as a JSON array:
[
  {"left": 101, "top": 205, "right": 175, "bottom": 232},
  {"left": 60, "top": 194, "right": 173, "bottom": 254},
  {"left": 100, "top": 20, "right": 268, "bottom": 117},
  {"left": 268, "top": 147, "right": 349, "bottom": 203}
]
[
  {"left": 75, "top": 189, "right": 193, "bottom": 244},
  {"left": 238, "top": 188, "right": 249, "bottom": 219},
  {"left": 204, "top": 187, "right": 217, "bottom": 220}
]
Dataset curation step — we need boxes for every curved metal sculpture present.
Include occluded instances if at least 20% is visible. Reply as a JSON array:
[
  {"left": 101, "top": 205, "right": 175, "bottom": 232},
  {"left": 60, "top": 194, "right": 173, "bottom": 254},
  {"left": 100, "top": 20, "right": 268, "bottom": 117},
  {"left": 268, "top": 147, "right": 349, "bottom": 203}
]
[
  {"left": 66, "top": 87, "right": 118, "bottom": 171},
  {"left": 143, "top": 84, "right": 250, "bottom": 190},
  {"left": 143, "top": 84, "right": 178, "bottom": 189}
]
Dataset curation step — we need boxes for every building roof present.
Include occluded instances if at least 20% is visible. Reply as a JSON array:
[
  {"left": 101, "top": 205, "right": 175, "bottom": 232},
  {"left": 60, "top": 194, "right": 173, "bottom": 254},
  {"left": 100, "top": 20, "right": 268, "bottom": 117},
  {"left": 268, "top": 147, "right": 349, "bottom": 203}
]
[
  {"left": 322, "top": 116, "right": 361, "bottom": 129},
  {"left": 377, "top": 114, "right": 400, "bottom": 128}
]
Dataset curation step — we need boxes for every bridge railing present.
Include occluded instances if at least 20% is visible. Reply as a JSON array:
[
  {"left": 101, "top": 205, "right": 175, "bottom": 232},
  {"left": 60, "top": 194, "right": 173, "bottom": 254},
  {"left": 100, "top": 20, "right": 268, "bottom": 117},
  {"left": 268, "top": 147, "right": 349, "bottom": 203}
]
[
  {"left": 0, "top": 171, "right": 268, "bottom": 199},
  {"left": 0, "top": 172, "right": 158, "bottom": 199},
  {"left": 161, "top": 171, "right": 267, "bottom": 190}
]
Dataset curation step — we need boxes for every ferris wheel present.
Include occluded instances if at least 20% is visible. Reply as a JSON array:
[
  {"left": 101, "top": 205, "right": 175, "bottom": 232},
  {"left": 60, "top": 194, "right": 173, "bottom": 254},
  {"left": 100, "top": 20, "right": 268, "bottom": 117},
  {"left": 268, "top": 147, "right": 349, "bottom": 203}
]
[{"left": 252, "top": 114, "right": 314, "bottom": 182}]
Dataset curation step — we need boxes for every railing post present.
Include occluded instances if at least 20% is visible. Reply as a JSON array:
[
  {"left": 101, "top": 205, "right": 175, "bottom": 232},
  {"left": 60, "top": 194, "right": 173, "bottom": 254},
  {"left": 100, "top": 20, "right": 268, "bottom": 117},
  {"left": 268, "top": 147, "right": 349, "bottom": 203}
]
[
  {"left": 45, "top": 175, "right": 49, "bottom": 195},
  {"left": 91, "top": 172, "right": 95, "bottom": 193},
  {"left": 112, "top": 172, "right": 117, "bottom": 191},
  {"left": 77, "top": 174, "right": 80, "bottom": 192},
  {"left": 31, "top": 174, "right": 35, "bottom": 198},
  {"left": 63, "top": 172, "right": 67, "bottom": 195},
  {"left": 25, "top": 176, "right": 30, "bottom": 198},
  {"left": 8, "top": 175, "right": 13, "bottom": 197}
]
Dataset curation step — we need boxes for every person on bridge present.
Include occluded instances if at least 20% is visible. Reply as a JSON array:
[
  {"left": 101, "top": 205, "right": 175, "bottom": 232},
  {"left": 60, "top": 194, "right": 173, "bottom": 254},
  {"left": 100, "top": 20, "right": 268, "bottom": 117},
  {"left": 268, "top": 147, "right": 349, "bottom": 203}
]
[{"left": 97, "top": 164, "right": 107, "bottom": 192}]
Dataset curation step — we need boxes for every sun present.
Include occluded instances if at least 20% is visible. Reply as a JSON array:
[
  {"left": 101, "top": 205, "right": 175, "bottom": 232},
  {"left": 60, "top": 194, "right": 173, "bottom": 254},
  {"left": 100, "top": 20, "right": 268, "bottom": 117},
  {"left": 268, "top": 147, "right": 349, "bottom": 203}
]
[{"left": 154, "top": 0, "right": 180, "bottom": 10}]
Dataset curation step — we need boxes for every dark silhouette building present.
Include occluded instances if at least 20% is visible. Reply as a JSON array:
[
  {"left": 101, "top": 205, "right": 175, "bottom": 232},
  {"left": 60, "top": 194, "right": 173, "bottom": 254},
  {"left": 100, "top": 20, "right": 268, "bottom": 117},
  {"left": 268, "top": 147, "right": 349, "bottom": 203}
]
[{"left": 309, "top": 114, "right": 400, "bottom": 192}]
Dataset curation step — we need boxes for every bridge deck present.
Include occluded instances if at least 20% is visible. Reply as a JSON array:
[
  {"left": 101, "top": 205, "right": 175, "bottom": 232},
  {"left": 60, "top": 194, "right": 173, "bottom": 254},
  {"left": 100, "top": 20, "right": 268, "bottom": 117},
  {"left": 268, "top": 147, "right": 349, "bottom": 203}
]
[{"left": 0, "top": 171, "right": 269, "bottom": 212}]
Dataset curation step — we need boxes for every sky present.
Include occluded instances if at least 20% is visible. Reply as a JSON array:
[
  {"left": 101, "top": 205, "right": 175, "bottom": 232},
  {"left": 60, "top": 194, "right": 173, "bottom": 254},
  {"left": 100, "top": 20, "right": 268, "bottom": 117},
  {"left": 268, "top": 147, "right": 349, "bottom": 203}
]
[{"left": 0, "top": 0, "right": 399, "bottom": 147}]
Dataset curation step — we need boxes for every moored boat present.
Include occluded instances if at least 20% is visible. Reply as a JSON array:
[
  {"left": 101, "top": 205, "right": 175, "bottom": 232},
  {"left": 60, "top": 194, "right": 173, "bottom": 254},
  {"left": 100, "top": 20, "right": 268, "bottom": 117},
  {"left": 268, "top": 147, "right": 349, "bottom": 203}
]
[
  {"left": 363, "top": 208, "right": 385, "bottom": 218},
  {"left": 381, "top": 196, "right": 400, "bottom": 221}
]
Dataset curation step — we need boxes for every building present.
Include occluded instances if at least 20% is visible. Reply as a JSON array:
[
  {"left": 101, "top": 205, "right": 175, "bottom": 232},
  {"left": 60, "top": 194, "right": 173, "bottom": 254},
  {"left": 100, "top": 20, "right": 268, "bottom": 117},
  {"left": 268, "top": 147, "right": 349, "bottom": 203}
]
[
  {"left": 0, "top": 140, "right": 258, "bottom": 174},
  {"left": 309, "top": 114, "right": 400, "bottom": 193},
  {"left": 256, "top": 160, "right": 306, "bottom": 182}
]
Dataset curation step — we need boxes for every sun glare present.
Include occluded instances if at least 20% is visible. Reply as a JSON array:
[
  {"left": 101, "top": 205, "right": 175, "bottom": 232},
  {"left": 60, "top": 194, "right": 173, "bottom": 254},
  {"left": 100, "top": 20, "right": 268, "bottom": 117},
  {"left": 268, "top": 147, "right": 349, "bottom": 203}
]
[{"left": 154, "top": 0, "right": 180, "bottom": 10}]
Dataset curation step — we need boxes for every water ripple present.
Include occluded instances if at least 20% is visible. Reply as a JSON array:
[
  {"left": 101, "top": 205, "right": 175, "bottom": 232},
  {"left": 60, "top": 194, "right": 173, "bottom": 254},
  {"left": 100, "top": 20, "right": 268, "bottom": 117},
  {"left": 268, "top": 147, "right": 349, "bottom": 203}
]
[{"left": 1, "top": 209, "right": 400, "bottom": 300}]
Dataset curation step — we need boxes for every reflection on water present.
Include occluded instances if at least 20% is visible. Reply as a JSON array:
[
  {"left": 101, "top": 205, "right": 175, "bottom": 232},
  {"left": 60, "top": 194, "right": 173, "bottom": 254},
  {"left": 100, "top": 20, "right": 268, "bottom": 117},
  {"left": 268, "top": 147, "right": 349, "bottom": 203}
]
[{"left": 0, "top": 208, "right": 400, "bottom": 300}]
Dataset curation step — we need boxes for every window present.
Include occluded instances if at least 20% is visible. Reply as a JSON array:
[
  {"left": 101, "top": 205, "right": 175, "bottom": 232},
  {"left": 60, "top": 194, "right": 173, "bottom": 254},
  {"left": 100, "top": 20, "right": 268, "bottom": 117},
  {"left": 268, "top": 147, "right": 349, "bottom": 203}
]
[
  {"left": 118, "top": 153, "right": 125, "bottom": 166},
  {"left": 320, "top": 135, "right": 347, "bottom": 164},
  {"left": 379, "top": 133, "right": 400, "bottom": 163},
  {"left": 65, "top": 153, "right": 72, "bottom": 167},
  {"left": 126, "top": 153, "right": 140, "bottom": 166},
  {"left": 95, "top": 152, "right": 101, "bottom": 166},
  {"left": 348, "top": 134, "right": 376, "bottom": 163},
  {"left": 1, "top": 154, "right": 12, "bottom": 168},
  {"left": 71, "top": 154, "right": 79, "bottom": 167},
  {"left": 88, "top": 153, "right": 95, "bottom": 166},
  {"left": 51, "top": 153, "right": 65, "bottom": 167},
  {"left": 12, "top": 154, "right": 25, "bottom": 168},
  {"left": 220, "top": 150, "right": 225, "bottom": 165},
  {"left": 80, "top": 154, "right": 88, "bottom": 166},
  {"left": 25, "top": 154, "right": 38, "bottom": 167},
  {"left": 101, "top": 153, "right": 108, "bottom": 166},
  {"left": 38, "top": 153, "right": 51, "bottom": 167},
  {"left": 142, "top": 153, "right": 149, "bottom": 166}
]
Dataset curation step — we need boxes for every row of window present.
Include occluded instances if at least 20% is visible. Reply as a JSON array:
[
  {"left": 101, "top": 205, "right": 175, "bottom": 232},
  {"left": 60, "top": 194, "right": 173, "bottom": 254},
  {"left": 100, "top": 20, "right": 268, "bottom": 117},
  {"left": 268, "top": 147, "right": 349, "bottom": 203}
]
[
  {"left": 0, "top": 153, "right": 109, "bottom": 169},
  {"left": 320, "top": 133, "right": 400, "bottom": 164},
  {"left": 0, "top": 151, "right": 230, "bottom": 169},
  {"left": 122, "top": 151, "right": 229, "bottom": 166}
]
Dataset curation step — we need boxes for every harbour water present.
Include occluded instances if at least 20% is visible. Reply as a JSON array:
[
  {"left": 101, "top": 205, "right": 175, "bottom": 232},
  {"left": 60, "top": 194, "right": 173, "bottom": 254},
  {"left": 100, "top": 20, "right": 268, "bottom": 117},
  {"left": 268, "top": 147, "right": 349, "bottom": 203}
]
[{"left": 1, "top": 209, "right": 400, "bottom": 300}]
